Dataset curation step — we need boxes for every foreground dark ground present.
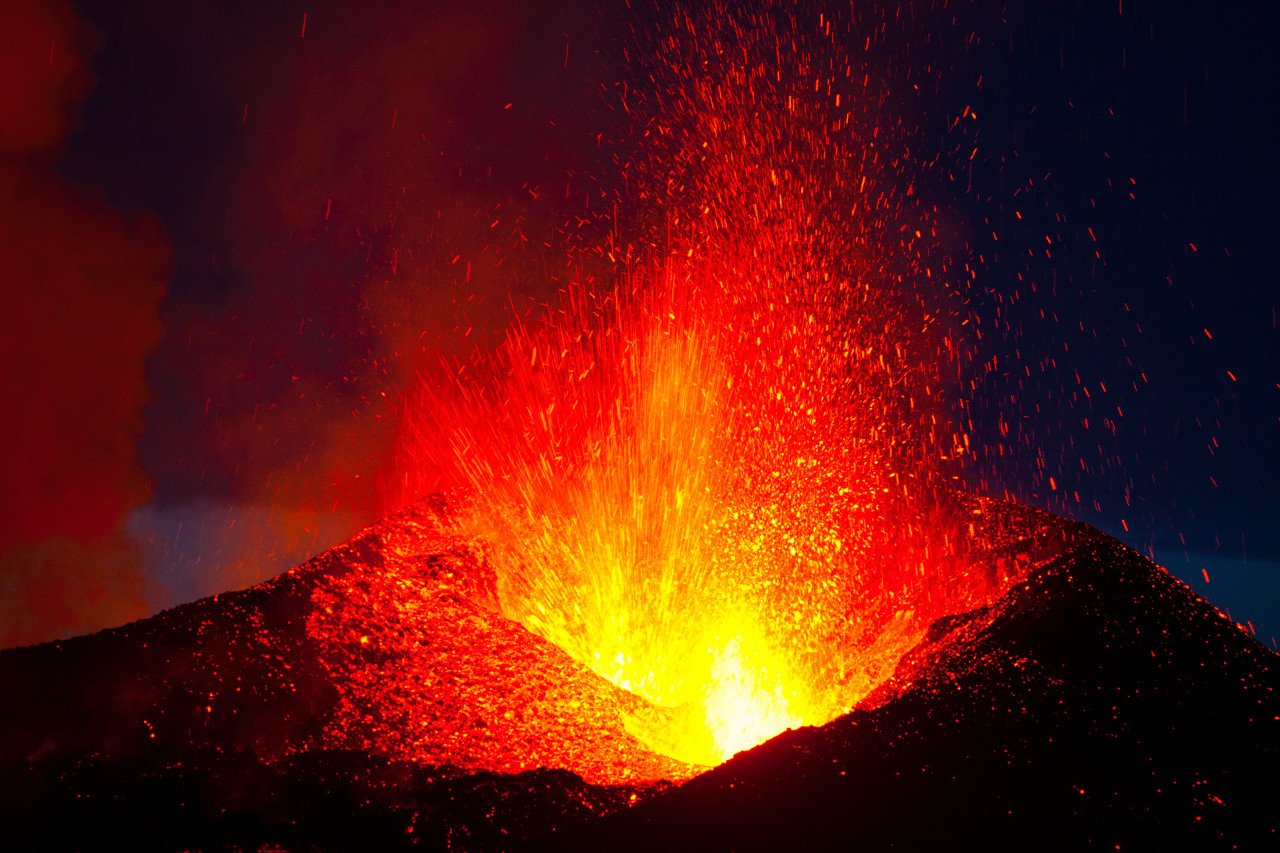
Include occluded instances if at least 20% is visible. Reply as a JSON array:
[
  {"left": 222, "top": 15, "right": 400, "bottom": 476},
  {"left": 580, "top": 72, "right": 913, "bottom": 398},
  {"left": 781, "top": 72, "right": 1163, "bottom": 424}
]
[{"left": 1, "top": 499, "right": 1276, "bottom": 850}]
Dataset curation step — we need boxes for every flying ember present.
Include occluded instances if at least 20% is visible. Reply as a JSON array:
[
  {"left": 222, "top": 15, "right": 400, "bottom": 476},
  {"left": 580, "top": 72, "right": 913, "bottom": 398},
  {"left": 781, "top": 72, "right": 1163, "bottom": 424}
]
[{"left": 389, "top": 2, "right": 994, "bottom": 769}]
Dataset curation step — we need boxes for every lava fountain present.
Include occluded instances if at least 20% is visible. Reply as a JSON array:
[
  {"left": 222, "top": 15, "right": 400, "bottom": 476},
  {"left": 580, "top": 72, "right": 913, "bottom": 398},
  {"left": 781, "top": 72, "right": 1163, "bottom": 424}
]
[{"left": 390, "top": 2, "right": 993, "bottom": 770}]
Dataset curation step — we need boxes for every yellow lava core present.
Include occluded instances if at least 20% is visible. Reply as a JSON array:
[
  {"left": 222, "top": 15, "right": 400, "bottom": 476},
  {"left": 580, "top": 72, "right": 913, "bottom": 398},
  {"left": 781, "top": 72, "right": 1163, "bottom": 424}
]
[{"left": 704, "top": 634, "right": 804, "bottom": 761}]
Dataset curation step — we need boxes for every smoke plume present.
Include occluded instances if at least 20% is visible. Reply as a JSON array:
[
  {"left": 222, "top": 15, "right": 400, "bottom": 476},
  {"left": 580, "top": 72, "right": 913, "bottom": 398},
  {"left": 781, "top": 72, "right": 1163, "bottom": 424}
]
[{"left": 0, "top": 0, "right": 169, "bottom": 647}]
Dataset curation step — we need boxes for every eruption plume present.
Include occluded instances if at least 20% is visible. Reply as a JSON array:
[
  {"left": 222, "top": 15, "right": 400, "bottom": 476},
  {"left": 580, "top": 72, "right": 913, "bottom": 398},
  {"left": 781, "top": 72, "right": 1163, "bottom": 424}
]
[{"left": 389, "top": 2, "right": 990, "bottom": 766}]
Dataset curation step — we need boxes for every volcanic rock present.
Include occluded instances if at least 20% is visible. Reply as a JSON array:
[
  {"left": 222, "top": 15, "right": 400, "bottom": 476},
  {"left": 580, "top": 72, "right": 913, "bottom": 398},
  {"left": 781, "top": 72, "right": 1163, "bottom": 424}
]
[
  {"left": 0, "top": 501, "right": 690, "bottom": 849},
  {"left": 565, "top": 534, "right": 1280, "bottom": 850},
  {"left": 0, "top": 498, "right": 1275, "bottom": 850}
]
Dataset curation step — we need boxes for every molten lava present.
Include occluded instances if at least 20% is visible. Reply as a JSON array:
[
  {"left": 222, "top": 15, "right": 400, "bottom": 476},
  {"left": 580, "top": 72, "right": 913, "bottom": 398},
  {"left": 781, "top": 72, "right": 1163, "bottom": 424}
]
[
  {"left": 396, "top": 269, "right": 987, "bottom": 768},
  {"left": 384, "top": 3, "right": 992, "bottom": 771}
]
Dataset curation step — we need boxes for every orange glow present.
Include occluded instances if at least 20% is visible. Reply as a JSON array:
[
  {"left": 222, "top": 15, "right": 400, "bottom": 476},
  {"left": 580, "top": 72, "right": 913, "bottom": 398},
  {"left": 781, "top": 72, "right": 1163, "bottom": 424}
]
[
  {"left": 380, "top": 4, "right": 999, "bottom": 772},
  {"left": 390, "top": 258, "right": 994, "bottom": 766}
]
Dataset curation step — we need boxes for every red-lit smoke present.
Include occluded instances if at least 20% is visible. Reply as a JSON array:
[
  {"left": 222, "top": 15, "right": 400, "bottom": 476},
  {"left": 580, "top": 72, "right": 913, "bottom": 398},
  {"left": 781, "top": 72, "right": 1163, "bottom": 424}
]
[{"left": 0, "top": 0, "right": 169, "bottom": 647}]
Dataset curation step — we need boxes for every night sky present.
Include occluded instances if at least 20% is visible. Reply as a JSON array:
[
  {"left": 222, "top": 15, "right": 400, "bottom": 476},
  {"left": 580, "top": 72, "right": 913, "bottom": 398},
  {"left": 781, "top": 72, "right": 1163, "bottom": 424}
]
[{"left": 2, "top": 0, "right": 1277, "bottom": 647}]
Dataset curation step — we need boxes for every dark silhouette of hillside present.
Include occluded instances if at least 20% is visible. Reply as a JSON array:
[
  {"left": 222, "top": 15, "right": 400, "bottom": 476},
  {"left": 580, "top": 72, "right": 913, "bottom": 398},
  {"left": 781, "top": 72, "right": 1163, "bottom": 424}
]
[{"left": 1, "top": 499, "right": 1274, "bottom": 850}]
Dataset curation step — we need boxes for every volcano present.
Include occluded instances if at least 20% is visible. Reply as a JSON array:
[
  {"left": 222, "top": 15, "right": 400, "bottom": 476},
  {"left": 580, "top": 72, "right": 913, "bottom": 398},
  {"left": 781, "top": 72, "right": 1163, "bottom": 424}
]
[{"left": 0, "top": 495, "right": 1275, "bottom": 850}]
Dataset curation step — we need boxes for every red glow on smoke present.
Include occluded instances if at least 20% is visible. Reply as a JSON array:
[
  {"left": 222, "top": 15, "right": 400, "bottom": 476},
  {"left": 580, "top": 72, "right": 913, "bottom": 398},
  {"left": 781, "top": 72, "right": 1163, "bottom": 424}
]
[{"left": 0, "top": 0, "right": 168, "bottom": 647}]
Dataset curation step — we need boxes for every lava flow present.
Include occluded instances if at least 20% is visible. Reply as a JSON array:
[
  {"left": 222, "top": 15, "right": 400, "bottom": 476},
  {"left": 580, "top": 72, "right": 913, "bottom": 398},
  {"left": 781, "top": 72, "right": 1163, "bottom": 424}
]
[{"left": 383, "top": 3, "right": 997, "bottom": 770}]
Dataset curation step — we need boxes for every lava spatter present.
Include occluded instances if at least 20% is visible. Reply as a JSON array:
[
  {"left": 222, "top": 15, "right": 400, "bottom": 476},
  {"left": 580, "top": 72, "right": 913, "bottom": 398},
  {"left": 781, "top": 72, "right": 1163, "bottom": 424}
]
[
  {"left": 300, "top": 492, "right": 1057, "bottom": 781},
  {"left": 389, "top": 3, "right": 982, "bottom": 765}
]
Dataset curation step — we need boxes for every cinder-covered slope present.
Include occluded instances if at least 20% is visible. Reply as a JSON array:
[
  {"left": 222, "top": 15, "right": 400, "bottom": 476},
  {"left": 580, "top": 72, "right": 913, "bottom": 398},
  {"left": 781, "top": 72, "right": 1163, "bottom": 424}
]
[
  {"left": 1, "top": 499, "right": 1274, "bottom": 850},
  {"left": 565, "top": 534, "right": 1280, "bottom": 850},
  {"left": 0, "top": 502, "right": 692, "bottom": 785},
  {"left": 0, "top": 502, "right": 691, "bottom": 849}
]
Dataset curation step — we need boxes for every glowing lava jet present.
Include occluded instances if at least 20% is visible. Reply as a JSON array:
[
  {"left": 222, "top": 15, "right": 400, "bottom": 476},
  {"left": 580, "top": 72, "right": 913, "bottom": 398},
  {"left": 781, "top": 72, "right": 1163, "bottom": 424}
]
[
  {"left": 389, "top": 4, "right": 991, "bottom": 768},
  {"left": 396, "top": 270, "right": 982, "bottom": 768}
]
